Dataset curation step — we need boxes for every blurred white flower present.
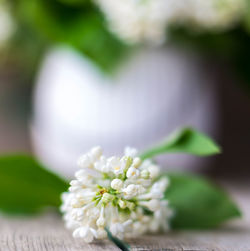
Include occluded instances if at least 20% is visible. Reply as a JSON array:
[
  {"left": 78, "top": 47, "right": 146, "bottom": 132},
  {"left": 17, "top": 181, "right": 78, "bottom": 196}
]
[
  {"left": 179, "top": 0, "right": 246, "bottom": 30},
  {"left": 0, "top": 2, "right": 14, "bottom": 48},
  {"left": 61, "top": 146, "right": 172, "bottom": 243},
  {"left": 94, "top": 0, "right": 246, "bottom": 44},
  {"left": 95, "top": 0, "right": 172, "bottom": 45},
  {"left": 124, "top": 146, "right": 138, "bottom": 157}
]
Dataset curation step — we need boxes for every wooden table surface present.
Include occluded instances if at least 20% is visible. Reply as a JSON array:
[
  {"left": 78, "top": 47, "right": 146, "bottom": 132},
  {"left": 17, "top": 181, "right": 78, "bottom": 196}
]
[{"left": 0, "top": 182, "right": 249, "bottom": 251}]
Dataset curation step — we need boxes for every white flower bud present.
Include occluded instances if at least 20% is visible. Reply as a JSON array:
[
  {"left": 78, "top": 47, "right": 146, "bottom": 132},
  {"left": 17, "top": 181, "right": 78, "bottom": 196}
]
[
  {"left": 124, "top": 156, "right": 133, "bottom": 169},
  {"left": 148, "top": 164, "right": 160, "bottom": 179},
  {"left": 72, "top": 227, "right": 82, "bottom": 238},
  {"left": 108, "top": 156, "right": 124, "bottom": 175},
  {"left": 151, "top": 177, "right": 169, "bottom": 193},
  {"left": 141, "top": 169, "right": 150, "bottom": 179},
  {"left": 71, "top": 208, "right": 84, "bottom": 221},
  {"left": 77, "top": 155, "right": 91, "bottom": 168},
  {"left": 124, "top": 147, "right": 138, "bottom": 157},
  {"left": 110, "top": 222, "right": 124, "bottom": 239},
  {"left": 74, "top": 169, "right": 86, "bottom": 179},
  {"left": 96, "top": 216, "right": 105, "bottom": 227},
  {"left": 102, "top": 193, "right": 114, "bottom": 204},
  {"left": 132, "top": 157, "right": 141, "bottom": 168},
  {"left": 70, "top": 198, "right": 84, "bottom": 208},
  {"left": 73, "top": 227, "right": 95, "bottom": 243},
  {"left": 70, "top": 180, "right": 80, "bottom": 186},
  {"left": 111, "top": 178, "right": 123, "bottom": 190},
  {"left": 126, "top": 201, "right": 135, "bottom": 211},
  {"left": 69, "top": 180, "right": 82, "bottom": 192},
  {"left": 123, "top": 184, "right": 145, "bottom": 199},
  {"left": 96, "top": 228, "right": 107, "bottom": 239},
  {"left": 118, "top": 199, "right": 126, "bottom": 209},
  {"left": 123, "top": 184, "right": 138, "bottom": 197},
  {"left": 141, "top": 199, "right": 161, "bottom": 212},
  {"left": 126, "top": 167, "right": 140, "bottom": 179},
  {"left": 90, "top": 146, "right": 102, "bottom": 160},
  {"left": 88, "top": 207, "right": 100, "bottom": 219},
  {"left": 96, "top": 206, "right": 105, "bottom": 227}
]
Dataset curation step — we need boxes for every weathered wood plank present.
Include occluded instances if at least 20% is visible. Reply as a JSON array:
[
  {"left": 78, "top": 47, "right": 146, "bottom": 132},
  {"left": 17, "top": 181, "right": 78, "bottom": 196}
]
[{"left": 0, "top": 182, "right": 249, "bottom": 251}]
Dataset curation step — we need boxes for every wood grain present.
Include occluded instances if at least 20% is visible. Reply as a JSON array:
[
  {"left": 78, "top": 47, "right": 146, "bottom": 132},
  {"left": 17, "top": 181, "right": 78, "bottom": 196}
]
[{"left": 0, "top": 182, "right": 249, "bottom": 251}]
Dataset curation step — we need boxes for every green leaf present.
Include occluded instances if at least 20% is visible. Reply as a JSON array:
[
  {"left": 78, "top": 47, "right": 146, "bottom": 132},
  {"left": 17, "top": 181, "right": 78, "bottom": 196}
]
[
  {"left": 165, "top": 173, "right": 241, "bottom": 229},
  {"left": 140, "top": 127, "right": 221, "bottom": 160},
  {"left": 0, "top": 155, "right": 68, "bottom": 214},
  {"left": 56, "top": 0, "right": 91, "bottom": 6},
  {"left": 12, "top": 0, "right": 129, "bottom": 72},
  {"left": 105, "top": 227, "right": 130, "bottom": 251}
]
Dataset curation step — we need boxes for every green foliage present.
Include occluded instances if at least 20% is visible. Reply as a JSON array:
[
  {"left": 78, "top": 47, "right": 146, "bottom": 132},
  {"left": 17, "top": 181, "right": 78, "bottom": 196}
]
[
  {"left": 0, "top": 155, "right": 68, "bottom": 214},
  {"left": 0, "top": 153, "right": 241, "bottom": 233},
  {"left": 165, "top": 173, "right": 241, "bottom": 229},
  {"left": 56, "top": 0, "right": 91, "bottom": 6},
  {"left": 10, "top": 0, "right": 128, "bottom": 72},
  {"left": 140, "top": 127, "right": 221, "bottom": 160},
  {"left": 8, "top": 0, "right": 250, "bottom": 81},
  {"left": 170, "top": 26, "right": 250, "bottom": 90}
]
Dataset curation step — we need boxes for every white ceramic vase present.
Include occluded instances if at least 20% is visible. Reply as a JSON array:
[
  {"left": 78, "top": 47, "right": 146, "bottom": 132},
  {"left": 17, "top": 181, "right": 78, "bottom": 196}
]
[{"left": 31, "top": 45, "right": 218, "bottom": 178}]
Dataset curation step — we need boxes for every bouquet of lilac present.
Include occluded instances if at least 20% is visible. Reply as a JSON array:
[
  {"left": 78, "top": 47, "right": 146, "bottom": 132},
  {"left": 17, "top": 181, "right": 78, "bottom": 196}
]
[
  {"left": 0, "top": 128, "right": 241, "bottom": 249},
  {"left": 61, "top": 146, "right": 173, "bottom": 242}
]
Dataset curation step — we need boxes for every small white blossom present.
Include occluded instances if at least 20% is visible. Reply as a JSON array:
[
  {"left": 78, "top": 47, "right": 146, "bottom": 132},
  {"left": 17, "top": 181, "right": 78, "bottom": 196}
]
[
  {"left": 95, "top": 0, "right": 246, "bottom": 44},
  {"left": 151, "top": 177, "right": 169, "bottom": 193},
  {"left": 126, "top": 166, "right": 140, "bottom": 179},
  {"left": 94, "top": 156, "right": 109, "bottom": 172},
  {"left": 90, "top": 146, "right": 102, "bottom": 161},
  {"left": 107, "top": 156, "right": 124, "bottom": 175},
  {"left": 140, "top": 199, "right": 161, "bottom": 212},
  {"left": 148, "top": 164, "right": 160, "bottom": 179},
  {"left": 77, "top": 155, "right": 91, "bottom": 169},
  {"left": 110, "top": 220, "right": 132, "bottom": 240},
  {"left": 140, "top": 169, "right": 150, "bottom": 179},
  {"left": 96, "top": 228, "right": 107, "bottom": 239},
  {"left": 118, "top": 199, "right": 126, "bottom": 209},
  {"left": 111, "top": 178, "right": 123, "bottom": 190},
  {"left": 132, "top": 157, "right": 142, "bottom": 168},
  {"left": 102, "top": 193, "right": 115, "bottom": 204},
  {"left": 124, "top": 147, "right": 138, "bottom": 157},
  {"left": 122, "top": 184, "right": 144, "bottom": 199},
  {"left": 96, "top": 206, "right": 106, "bottom": 227},
  {"left": 73, "top": 226, "right": 95, "bottom": 243},
  {"left": 61, "top": 146, "right": 172, "bottom": 243}
]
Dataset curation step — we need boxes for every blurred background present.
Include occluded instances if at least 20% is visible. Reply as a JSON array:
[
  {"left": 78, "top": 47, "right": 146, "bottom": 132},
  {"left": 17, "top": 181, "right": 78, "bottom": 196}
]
[{"left": 0, "top": 0, "right": 250, "bottom": 179}]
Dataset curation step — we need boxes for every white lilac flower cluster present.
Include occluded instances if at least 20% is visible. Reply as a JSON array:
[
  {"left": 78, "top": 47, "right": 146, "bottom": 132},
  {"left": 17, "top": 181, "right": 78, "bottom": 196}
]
[
  {"left": 61, "top": 146, "right": 172, "bottom": 243},
  {"left": 95, "top": 0, "right": 246, "bottom": 44}
]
